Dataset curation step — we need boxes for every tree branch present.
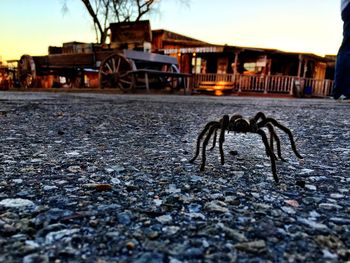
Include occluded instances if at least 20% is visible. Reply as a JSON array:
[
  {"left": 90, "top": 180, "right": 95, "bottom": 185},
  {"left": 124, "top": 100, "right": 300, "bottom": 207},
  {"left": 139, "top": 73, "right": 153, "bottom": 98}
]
[
  {"left": 81, "top": 0, "right": 104, "bottom": 42},
  {"left": 136, "top": 0, "right": 155, "bottom": 21},
  {"left": 67, "top": 0, "right": 183, "bottom": 44}
]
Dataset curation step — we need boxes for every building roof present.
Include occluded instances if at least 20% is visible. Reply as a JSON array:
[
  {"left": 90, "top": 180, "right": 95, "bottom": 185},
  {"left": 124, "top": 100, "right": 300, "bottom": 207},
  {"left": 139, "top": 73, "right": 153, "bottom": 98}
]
[
  {"left": 154, "top": 29, "right": 335, "bottom": 62},
  {"left": 152, "top": 29, "right": 210, "bottom": 46}
]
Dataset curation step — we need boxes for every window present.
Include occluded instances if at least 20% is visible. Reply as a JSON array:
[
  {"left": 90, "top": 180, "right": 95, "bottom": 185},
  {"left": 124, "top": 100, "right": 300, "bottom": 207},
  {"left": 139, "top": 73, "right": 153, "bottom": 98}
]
[
  {"left": 243, "top": 62, "right": 264, "bottom": 75},
  {"left": 192, "top": 57, "right": 202, "bottom": 74}
]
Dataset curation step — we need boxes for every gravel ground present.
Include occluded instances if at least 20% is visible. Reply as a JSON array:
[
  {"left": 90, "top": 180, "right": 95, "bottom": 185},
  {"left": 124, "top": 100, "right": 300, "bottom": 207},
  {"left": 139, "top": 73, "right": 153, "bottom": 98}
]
[{"left": 0, "top": 91, "right": 350, "bottom": 263}]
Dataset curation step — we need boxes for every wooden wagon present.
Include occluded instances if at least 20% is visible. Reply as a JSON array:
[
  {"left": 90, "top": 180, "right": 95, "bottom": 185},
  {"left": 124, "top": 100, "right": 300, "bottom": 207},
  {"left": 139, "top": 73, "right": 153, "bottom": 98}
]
[{"left": 17, "top": 21, "right": 190, "bottom": 92}]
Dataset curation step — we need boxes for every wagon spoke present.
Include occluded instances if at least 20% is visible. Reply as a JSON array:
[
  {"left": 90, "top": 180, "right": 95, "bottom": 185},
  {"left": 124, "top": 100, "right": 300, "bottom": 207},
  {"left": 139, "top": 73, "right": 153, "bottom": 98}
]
[
  {"left": 111, "top": 58, "right": 116, "bottom": 72},
  {"left": 99, "top": 53, "right": 134, "bottom": 91},
  {"left": 106, "top": 62, "right": 113, "bottom": 73},
  {"left": 120, "top": 79, "right": 132, "bottom": 84},
  {"left": 119, "top": 72, "right": 130, "bottom": 78},
  {"left": 116, "top": 58, "right": 121, "bottom": 72}
]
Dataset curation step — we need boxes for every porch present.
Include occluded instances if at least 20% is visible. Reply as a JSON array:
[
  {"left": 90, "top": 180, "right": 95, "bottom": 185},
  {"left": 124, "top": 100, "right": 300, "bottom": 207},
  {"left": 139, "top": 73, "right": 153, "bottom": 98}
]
[{"left": 192, "top": 73, "right": 334, "bottom": 97}]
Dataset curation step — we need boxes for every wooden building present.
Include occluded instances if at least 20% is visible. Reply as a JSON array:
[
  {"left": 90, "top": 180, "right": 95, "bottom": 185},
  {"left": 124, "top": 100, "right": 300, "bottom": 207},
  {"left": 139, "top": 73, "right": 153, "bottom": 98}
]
[
  {"left": 152, "top": 29, "right": 334, "bottom": 79},
  {"left": 7, "top": 21, "right": 335, "bottom": 96},
  {"left": 152, "top": 29, "right": 335, "bottom": 96}
]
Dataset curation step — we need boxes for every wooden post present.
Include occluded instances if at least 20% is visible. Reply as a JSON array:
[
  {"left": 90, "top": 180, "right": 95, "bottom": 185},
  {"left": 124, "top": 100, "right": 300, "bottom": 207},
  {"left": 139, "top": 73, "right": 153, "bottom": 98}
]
[
  {"left": 290, "top": 77, "right": 295, "bottom": 95},
  {"left": 185, "top": 76, "right": 191, "bottom": 95},
  {"left": 238, "top": 75, "right": 242, "bottom": 93},
  {"left": 297, "top": 54, "right": 303, "bottom": 78},
  {"left": 145, "top": 72, "right": 150, "bottom": 93},
  {"left": 233, "top": 51, "right": 240, "bottom": 75},
  {"left": 267, "top": 58, "right": 272, "bottom": 76},
  {"left": 264, "top": 75, "right": 269, "bottom": 94},
  {"left": 303, "top": 59, "right": 308, "bottom": 78}
]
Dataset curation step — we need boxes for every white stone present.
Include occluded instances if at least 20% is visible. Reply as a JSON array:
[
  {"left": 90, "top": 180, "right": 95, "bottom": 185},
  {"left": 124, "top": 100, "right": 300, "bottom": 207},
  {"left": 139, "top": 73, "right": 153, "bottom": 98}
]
[
  {"left": 45, "top": 229, "right": 80, "bottom": 244},
  {"left": 190, "top": 175, "right": 203, "bottom": 182},
  {"left": 156, "top": 215, "right": 173, "bottom": 224},
  {"left": 281, "top": 206, "right": 296, "bottom": 214},
  {"left": 43, "top": 185, "right": 58, "bottom": 191},
  {"left": 162, "top": 225, "right": 180, "bottom": 235},
  {"left": 204, "top": 200, "right": 229, "bottom": 213},
  {"left": 319, "top": 203, "right": 342, "bottom": 210},
  {"left": 322, "top": 249, "right": 338, "bottom": 259},
  {"left": 305, "top": 184, "right": 317, "bottom": 191},
  {"left": 110, "top": 178, "right": 121, "bottom": 184},
  {"left": 297, "top": 217, "right": 328, "bottom": 230},
  {"left": 153, "top": 199, "right": 162, "bottom": 206},
  {"left": 186, "top": 212, "right": 206, "bottom": 220},
  {"left": 67, "top": 166, "right": 81, "bottom": 173},
  {"left": 64, "top": 151, "right": 80, "bottom": 157},
  {"left": 300, "top": 168, "right": 315, "bottom": 174},
  {"left": 0, "top": 198, "right": 35, "bottom": 208},
  {"left": 12, "top": 179, "right": 23, "bottom": 184},
  {"left": 24, "top": 240, "right": 40, "bottom": 248},
  {"left": 166, "top": 184, "right": 181, "bottom": 194},
  {"left": 309, "top": 210, "right": 321, "bottom": 218},
  {"left": 330, "top": 193, "right": 344, "bottom": 199}
]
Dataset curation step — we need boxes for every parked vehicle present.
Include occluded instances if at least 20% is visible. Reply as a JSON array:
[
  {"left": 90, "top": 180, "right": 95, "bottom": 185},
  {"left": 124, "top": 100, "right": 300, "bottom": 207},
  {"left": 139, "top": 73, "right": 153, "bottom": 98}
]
[{"left": 17, "top": 21, "right": 189, "bottom": 92}]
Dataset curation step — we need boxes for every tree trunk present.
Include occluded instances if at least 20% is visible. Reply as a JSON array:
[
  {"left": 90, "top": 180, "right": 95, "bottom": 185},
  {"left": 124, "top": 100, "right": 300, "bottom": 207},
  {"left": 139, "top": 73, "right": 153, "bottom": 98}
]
[{"left": 81, "top": 0, "right": 105, "bottom": 44}]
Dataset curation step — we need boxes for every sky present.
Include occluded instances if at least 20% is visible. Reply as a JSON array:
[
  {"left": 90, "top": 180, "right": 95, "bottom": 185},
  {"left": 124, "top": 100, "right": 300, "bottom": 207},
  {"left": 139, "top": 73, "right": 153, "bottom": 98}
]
[{"left": 0, "top": 0, "right": 343, "bottom": 63}]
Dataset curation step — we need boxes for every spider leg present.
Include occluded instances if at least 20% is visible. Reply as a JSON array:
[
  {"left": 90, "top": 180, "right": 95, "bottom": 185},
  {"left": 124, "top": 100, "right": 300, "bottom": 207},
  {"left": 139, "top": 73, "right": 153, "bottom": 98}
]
[
  {"left": 258, "top": 118, "right": 303, "bottom": 159},
  {"left": 200, "top": 123, "right": 221, "bottom": 171},
  {"left": 253, "top": 113, "right": 274, "bottom": 157},
  {"left": 209, "top": 128, "right": 218, "bottom": 150},
  {"left": 189, "top": 121, "right": 219, "bottom": 163},
  {"left": 256, "top": 129, "right": 279, "bottom": 183},
  {"left": 267, "top": 124, "right": 276, "bottom": 159},
  {"left": 266, "top": 123, "right": 286, "bottom": 162},
  {"left": 261, "top": 127, "right": 273, "bottom": 158},
  {"left": 254, "top": 112, "right": 287, "bottom": 161},
  {"left": 219, "top": 115, "right": 230, "bottom": 165},
  {"left": 253, "top": 112, "right": 267, "bottom": 123}
]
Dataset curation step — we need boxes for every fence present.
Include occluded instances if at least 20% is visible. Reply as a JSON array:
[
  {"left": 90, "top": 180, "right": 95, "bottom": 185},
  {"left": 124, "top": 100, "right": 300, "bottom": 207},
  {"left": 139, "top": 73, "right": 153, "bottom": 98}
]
[{"left": 193, "top": 73, "right": 334, "bottom": 97}]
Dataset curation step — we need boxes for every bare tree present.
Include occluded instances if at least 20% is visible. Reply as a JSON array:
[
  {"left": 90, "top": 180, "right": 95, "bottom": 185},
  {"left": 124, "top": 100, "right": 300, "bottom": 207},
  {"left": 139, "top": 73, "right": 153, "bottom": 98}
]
[{"left": 62, "top": 0, "right": 161, "bottom": 44}]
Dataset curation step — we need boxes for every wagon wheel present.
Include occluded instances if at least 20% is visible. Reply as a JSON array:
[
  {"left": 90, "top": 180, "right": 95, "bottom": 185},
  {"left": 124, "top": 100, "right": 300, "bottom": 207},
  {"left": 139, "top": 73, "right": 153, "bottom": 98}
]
[
  {"left": 99, "top": 53, "right": 135, "bottom": 91},
  {"left": 18, "top": 55, "right": 36, "bottom": 88},
  {"left": 161, "top": 64, "right": 181, "bottom": 90}
]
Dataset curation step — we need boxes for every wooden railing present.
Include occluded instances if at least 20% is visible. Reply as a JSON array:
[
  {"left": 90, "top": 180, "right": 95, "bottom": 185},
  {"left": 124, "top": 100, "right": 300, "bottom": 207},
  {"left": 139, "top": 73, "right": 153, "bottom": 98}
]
[{"left": 193, "top": 73, "right": 334, "bottom": 97}]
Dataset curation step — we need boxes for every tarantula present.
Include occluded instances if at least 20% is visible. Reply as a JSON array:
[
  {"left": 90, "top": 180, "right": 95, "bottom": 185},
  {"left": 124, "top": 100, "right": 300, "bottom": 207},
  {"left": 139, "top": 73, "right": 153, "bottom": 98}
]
[{"left": 189, "top": 112, "right": 303, "bottom": 183}]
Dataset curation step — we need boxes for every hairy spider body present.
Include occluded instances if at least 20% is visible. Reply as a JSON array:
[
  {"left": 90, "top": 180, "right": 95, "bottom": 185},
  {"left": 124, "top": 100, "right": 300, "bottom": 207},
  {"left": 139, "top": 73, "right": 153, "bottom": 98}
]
[{"left": 189, "top": 112, "right": 303, "bottom": 183}]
